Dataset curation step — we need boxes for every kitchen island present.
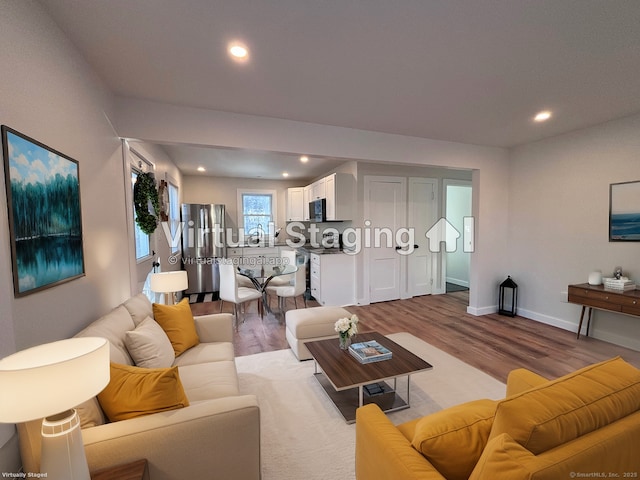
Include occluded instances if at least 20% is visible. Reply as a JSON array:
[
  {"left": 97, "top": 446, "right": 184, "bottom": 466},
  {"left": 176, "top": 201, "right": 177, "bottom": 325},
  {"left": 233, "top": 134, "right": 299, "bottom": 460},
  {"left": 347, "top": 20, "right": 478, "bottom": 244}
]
[{"left": 308, "top": 250, "right": 356, "bottom": 306}]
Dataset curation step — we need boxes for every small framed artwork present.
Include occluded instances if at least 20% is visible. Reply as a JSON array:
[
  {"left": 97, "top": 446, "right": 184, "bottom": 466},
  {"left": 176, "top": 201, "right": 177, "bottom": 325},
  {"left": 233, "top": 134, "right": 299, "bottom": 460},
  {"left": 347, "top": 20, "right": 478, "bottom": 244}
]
[
  {"left": 2, "top": 126, "right": 85, "bottom": 297},
  {"left": 609, "top": 180, "right": 640, "bottom": 242}
]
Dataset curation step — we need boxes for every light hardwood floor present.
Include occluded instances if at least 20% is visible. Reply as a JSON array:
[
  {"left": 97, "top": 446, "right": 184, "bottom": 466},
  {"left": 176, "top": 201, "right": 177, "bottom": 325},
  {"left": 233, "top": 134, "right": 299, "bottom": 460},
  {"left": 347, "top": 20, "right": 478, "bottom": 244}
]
[{"left": 190, "top": 292, "right": 640, "bottom": 383}]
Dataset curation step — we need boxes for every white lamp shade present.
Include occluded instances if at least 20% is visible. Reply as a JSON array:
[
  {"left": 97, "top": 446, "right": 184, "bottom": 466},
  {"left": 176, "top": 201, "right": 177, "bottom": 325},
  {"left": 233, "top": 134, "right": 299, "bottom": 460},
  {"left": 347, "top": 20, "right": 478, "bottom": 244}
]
[
  {"left": 150, "top": 270, "right": 188, "bottom": 293},
  {"left": 0, "top": 337, "right": 110, "bottom": 423}
]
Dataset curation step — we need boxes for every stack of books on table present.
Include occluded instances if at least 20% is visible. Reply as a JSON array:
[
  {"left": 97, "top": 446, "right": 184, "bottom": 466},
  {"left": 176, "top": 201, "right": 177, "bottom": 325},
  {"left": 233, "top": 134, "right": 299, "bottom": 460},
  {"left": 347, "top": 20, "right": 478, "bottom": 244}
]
[
  {"left": 349, "top": 340, "right": 392, "bottom": 364},
  {"left": 603, "top": 277, "right": 636, "bottom": 292}
]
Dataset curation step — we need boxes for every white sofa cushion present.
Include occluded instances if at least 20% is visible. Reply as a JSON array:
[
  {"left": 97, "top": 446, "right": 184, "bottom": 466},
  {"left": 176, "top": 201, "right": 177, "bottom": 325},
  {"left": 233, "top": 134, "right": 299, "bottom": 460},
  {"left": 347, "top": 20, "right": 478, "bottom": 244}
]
[
  {"left": 173, "top": 342, "right": 235, "bottom": 367},
  {"left": 123, "top": 293, "right": 154, "bottom": 326},
  {"left": 74, "top": 305, "right": 135, "bottom": 365},
  {"left": 179, "top": 361, "right": 240, "bottom": 402},
  {"left": 125, "top": 316, "right": 175, "bottom": 368}
]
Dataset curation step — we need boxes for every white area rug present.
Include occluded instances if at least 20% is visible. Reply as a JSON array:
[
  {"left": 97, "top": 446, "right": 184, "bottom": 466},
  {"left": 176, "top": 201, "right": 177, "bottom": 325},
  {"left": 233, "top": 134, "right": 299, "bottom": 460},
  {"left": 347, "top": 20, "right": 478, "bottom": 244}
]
[{"left": 234, "top": 332, "right": 506, "bottom": 480}]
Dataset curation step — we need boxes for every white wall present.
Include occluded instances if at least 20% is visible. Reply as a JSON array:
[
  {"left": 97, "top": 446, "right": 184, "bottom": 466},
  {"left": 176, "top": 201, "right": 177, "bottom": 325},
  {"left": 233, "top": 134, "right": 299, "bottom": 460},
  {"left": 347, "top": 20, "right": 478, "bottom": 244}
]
[
  {"left": 509, "top": 113, "right": 640, "bottom": 350},
  {"left": 0, "top": 202, "right": 18, "bottom": 471},
  {"left": 112, "top": 98, "right": 510, "bottom": 314},
  {"left": 182, "top": 175, "right": 301, "bottom": 242},
  {"left": 126, "top": 142, "right": 184, "bottom": 288},
  {"left": 0, "top": 0, "right": 131, "bottom": 350},
  {"left": 0, "top": 0, "right": 135, "bottom": 471}
]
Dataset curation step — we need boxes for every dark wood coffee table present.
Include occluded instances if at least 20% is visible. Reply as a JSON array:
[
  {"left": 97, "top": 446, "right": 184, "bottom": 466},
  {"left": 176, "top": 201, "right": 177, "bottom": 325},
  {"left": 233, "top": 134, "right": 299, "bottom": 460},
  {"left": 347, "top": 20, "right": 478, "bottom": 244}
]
[{"left": 305, "top": 331, "right": 432, "bottom": 423}]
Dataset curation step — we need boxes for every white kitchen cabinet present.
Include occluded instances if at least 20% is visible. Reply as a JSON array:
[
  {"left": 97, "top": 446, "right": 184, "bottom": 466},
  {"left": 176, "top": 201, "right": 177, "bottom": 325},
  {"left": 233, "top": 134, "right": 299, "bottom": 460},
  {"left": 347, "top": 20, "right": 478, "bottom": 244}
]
[
  {"left": 310, "top": 252, "right": 355, "bottom": 306},
  {"left": 324, "top": 173, "right": 354, "bottom": 221},
  {"left": 310, "top": 178, "right": 326, "bottom": 200},
  {"left": 286, "top": 187, "right": 305, "bottom": 221},
  {"left": 303, "top": 185, "right": 312, "bottom": 221}
]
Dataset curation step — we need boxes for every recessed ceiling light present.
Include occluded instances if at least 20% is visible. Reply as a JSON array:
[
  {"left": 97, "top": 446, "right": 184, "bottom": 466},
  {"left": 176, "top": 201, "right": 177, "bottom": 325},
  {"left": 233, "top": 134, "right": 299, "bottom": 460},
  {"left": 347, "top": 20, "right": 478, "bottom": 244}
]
[
  {"left": 197, "top": 166, "right": 205, "bottom": 172},
  {"left": 534, "top": 110, "right": 552, "bottom": 122},
  {"left": 282, "top": 172, "right": 289, "bottom": 178},
  {"left": 300, "top": 155, "right": 309, "bottom": 163},
  {"left": 228, "top": 43, "right": 249, "bottom": 61}
]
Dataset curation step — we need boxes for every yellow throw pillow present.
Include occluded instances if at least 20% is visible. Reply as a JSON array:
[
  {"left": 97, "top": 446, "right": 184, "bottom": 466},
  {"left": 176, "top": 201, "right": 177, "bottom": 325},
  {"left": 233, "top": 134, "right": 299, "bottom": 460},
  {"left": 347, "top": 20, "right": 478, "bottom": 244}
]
[
  {"left": 468, "top": 433, "right": 533, "bottom": 480},
  {"left": 152, "top": 298, "right": 200, "bottom": 356},
  {"left": 97, "top": 363, "right": 189, "bottom": 422},
  {"left": 411, "top": 399, "right": 497, "bottom": 480}
]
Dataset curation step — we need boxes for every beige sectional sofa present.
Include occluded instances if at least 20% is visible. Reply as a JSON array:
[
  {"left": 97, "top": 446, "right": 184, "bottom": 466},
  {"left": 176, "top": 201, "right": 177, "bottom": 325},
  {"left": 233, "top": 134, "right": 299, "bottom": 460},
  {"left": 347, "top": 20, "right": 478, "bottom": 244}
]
[{"left": 17, "top": 293, "right": 261, "bottom": 480}]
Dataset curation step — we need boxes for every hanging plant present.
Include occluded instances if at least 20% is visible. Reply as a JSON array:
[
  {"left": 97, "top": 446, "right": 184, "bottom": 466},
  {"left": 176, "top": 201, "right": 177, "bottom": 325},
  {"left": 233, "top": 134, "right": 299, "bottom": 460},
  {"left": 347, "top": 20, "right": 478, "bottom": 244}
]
[{"left": 133, "top": 172, "right": 160, "bottom": 234}]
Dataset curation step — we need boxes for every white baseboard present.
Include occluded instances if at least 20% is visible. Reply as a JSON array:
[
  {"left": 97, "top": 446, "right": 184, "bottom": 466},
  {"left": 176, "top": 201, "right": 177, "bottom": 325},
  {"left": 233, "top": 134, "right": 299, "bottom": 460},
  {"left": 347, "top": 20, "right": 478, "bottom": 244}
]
[
  {"left": 590, "top": 329, "right": 640, "bottom": 352},
  {"left": 517, "top": 308, "right": 640, "bottom": 352},
  {"left": 516, "top": 307, "right": 578, "bottom": 333},
  {"left": 467, "top": 305, "right": 496, "bottom": 316},
  {"left": 446, "top": 277, "right": 469, "bottom": 288}
]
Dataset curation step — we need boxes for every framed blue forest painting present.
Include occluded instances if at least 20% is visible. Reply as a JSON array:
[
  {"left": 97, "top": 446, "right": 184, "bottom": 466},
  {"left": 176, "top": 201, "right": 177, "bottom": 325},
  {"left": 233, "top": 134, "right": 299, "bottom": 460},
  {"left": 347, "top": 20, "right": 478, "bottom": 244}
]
[
  {"left": 609, "top": 180, "right": 640, "bottom": 242},
  {"left": 2, "top": 126, "right": 85, "bottom": 297}
]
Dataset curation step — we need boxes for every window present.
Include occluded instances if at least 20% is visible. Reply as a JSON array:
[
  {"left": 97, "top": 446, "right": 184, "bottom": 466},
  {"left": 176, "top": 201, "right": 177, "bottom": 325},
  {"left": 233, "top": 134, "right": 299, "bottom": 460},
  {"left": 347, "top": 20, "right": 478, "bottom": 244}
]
[
  {"left": 132, "top": 170, "right": 151, "bottom": 260},
  {"left": 243, "top": 193, "right": 272, "bottom": 233},
  {"left": 237, "top": 189, "right": 277, "bottom": 241}
]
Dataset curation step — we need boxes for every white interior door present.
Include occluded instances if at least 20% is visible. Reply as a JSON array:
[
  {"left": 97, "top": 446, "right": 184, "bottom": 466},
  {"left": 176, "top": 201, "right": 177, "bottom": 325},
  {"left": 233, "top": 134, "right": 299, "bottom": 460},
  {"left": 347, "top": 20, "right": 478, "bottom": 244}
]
[
  {"left": 364, "top": 176, "right": 406, "bottom": 303},
  {"left": 408, "top": 178, "right": 438, "bottom": 296}
]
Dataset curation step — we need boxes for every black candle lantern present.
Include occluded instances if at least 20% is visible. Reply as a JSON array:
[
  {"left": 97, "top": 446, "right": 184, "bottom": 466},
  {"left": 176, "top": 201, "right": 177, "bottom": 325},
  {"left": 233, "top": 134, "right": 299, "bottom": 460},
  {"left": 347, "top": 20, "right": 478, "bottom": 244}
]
[{"left": 498, "top": 276, "right": 518, "bottom": 317}]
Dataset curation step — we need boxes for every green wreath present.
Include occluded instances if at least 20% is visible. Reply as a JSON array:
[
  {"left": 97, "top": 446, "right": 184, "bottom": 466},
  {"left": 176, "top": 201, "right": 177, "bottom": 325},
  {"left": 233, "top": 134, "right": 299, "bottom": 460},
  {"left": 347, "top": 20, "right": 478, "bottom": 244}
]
[{"left": 133, "top": 172, "right": 160, "bottom": 234}]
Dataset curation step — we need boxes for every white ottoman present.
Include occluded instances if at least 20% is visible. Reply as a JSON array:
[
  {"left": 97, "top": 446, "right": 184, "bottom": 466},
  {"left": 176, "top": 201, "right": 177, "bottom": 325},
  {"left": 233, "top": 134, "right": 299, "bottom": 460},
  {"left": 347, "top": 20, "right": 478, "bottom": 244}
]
[{"left": 285, "top": 306, "right": 352, "bottom": 360}]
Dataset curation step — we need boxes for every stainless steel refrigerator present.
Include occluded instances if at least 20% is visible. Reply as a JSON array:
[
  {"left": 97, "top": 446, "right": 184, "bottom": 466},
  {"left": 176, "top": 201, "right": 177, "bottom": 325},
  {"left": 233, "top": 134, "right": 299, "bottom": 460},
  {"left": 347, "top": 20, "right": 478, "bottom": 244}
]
[{"left": 181, "top": 204, "right": 226, "bottom": 296}]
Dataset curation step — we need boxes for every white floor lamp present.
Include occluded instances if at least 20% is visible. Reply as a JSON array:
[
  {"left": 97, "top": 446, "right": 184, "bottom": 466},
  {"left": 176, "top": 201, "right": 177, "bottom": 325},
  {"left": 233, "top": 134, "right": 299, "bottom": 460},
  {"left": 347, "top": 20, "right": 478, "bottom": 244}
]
[{"left": 0, "top": 337, "right": 110, "bottom": 480}]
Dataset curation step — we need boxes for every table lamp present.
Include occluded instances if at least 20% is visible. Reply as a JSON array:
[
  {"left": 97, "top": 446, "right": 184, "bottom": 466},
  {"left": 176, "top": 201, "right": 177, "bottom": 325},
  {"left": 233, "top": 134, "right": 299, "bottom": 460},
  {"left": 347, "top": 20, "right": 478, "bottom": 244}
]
[
  {"left": 0, "top": 337, "right": 110, "bottom": 480},
  {"left": 150, "top": 270, "right": 188, "bottom": 304}
]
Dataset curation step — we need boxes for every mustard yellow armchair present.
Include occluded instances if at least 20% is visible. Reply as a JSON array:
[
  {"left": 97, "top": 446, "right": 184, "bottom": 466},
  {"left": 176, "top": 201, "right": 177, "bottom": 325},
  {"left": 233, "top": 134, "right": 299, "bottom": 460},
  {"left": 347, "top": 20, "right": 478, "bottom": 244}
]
[{"left": 356, "top": 357, "right": 640, "bottom": 480}]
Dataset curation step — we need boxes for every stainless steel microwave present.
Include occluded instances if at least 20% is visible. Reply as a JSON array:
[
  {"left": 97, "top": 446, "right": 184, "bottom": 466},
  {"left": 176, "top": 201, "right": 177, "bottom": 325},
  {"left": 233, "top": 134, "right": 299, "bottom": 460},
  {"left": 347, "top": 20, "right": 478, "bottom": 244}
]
[{"left": 309, "top": 198, "right": 326, "bottom": 222}]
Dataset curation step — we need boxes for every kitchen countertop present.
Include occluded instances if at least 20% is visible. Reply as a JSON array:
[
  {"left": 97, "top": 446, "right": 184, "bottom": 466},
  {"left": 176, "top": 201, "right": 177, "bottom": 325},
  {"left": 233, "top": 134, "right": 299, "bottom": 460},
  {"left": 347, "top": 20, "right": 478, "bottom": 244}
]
[
  {"left": 300, "top": 246, "right": 352, "bottom": 255},
  {"left": 229, "top": 242, "right": 350, "bottom": 254}
]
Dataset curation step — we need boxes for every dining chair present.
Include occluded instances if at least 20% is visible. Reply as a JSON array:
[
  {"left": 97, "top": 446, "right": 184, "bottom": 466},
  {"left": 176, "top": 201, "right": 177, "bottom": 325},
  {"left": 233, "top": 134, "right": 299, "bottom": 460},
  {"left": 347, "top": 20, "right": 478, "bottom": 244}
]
[
  {"left": 219, "top": 261, "right": 262, "bottom": 329},
  {"left": 266, "top": 249, "right": 297, "bottom": 287},
  {"left": 266, "top": 264, "right": 307, "bottom": 312}
]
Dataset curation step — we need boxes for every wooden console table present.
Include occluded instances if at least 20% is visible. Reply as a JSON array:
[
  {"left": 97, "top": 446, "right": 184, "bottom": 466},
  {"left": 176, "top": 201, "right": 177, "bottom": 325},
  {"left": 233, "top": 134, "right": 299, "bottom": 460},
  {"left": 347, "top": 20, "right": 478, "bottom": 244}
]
[{"left": 568, "top": 283, "right": 640, "bottom": 339}]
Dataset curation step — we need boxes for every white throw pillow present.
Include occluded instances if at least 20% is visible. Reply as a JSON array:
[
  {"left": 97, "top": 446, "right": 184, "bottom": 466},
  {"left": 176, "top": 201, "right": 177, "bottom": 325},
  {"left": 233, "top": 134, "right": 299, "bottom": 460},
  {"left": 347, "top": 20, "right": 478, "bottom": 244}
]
[{"left": 124, "top": 316, "right": 175, "bottom": 368}]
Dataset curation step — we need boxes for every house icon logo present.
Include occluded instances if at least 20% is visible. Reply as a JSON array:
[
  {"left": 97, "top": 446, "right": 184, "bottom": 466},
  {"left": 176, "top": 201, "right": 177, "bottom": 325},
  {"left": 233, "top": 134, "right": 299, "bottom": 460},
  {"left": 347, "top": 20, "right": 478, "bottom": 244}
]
[{"left": 425, "top": 217, "right": 474, "bottom": 253}]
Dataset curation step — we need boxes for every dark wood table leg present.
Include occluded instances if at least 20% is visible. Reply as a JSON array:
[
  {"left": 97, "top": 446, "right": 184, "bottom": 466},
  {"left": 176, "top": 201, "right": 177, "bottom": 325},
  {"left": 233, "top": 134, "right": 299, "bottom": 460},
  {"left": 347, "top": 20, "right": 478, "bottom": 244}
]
[
  {"left": 586, "top": 307, "right": 593, "bottom": 337},
  {"left": 577, "top": 305, "right": 587, "bottom": 339}
]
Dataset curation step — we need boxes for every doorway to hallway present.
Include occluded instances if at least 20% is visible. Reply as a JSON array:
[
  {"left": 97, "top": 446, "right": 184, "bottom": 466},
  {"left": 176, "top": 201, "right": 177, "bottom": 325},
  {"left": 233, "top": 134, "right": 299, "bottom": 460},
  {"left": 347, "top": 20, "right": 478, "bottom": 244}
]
[{"left": 444, "top": 180, "right": 472, "bottom": 302}]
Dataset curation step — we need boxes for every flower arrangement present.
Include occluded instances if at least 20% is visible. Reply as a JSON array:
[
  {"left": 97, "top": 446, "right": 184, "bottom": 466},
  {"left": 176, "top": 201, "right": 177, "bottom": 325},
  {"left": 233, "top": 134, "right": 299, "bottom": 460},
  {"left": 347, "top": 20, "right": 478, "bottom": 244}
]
[{"left": 334, "top": 314, "right": 359, "bottom": 349}]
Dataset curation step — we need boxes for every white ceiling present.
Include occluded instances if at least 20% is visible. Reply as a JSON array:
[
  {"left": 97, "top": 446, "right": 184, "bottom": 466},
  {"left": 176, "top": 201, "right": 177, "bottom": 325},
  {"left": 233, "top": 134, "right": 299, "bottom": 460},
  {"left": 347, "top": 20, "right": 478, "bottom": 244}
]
[
  {"left": 39, "top": 0, "right": 640, "bottom": 178},
  {"left": 159, "top": 144, "right": 347, "bottom": 181}
]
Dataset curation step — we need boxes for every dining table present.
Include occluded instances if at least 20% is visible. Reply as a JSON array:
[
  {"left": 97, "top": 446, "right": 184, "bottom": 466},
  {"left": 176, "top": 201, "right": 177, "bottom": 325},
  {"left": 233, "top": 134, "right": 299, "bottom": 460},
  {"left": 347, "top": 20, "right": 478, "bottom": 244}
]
[{"left": 237, "top": 264, "right": 298, "bottom": 316}]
